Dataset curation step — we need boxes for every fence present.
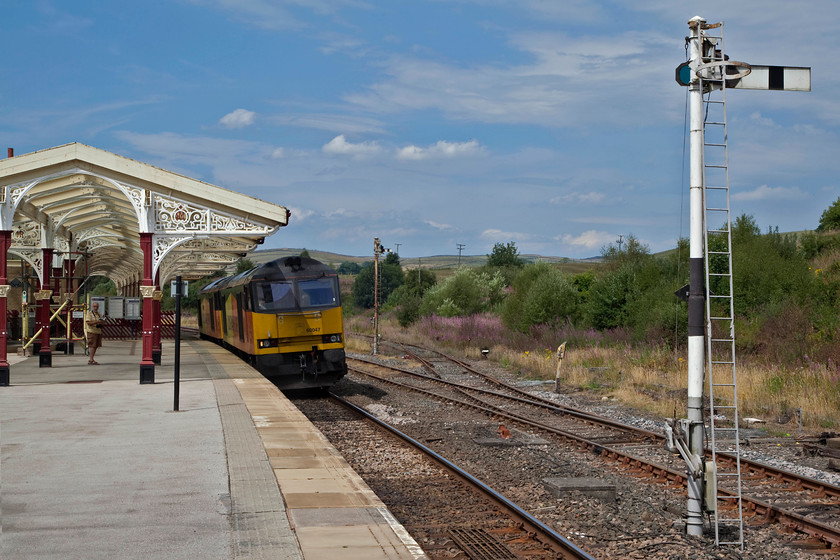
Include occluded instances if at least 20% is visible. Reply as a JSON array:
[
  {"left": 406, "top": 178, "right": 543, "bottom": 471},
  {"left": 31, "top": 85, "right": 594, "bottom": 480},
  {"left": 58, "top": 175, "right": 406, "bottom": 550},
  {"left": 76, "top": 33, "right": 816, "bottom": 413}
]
[{"left": 7, "top": 310, "right": 179, "bottom": 341}]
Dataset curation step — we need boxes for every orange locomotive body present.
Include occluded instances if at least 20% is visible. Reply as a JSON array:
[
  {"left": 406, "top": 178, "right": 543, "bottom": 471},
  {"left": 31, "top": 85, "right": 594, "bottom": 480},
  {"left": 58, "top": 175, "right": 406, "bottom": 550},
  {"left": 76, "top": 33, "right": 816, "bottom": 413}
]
[{"left": 199, "top": 256, "right": 347, "bottom": 390}]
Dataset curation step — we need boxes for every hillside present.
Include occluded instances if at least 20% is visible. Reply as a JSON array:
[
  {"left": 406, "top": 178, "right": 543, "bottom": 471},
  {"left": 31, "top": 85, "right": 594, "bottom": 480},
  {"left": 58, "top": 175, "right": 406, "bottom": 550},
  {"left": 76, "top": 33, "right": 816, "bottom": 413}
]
[{"left": 246, "top": 248, "right": 602, "bottom": 273}]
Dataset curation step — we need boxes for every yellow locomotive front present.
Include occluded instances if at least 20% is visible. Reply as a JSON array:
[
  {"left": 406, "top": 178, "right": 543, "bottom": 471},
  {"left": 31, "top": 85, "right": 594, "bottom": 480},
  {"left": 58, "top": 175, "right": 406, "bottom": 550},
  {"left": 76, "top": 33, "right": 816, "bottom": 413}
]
[{"left": 248, "top": 258, "right": 347, "bottom": 389}]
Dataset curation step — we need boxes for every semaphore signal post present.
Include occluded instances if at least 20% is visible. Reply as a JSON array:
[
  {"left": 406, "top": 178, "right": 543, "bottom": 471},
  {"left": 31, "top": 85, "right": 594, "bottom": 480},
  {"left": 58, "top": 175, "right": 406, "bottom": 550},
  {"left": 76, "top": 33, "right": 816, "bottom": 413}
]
[{"left": 673, "top": 15, "right": 810, "bottom": 548}]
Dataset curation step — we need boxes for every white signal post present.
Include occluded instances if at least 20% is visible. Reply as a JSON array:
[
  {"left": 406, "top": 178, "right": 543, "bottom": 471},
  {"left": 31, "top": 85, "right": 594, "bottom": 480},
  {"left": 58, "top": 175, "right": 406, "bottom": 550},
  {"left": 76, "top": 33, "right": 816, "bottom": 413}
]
[
  {"left": 680, "top": 15, "right": 810, "bottom": 541},
  {"left": 684, "top": 16, "right": 709, "bottom": 538}
]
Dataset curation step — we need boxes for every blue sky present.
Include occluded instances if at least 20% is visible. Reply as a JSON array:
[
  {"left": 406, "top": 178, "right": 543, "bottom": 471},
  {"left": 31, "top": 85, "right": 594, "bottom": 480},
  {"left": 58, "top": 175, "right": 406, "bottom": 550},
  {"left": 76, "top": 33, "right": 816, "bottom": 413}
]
[{"left": 3, "top": 1, "right": 837, "bottom": 259}]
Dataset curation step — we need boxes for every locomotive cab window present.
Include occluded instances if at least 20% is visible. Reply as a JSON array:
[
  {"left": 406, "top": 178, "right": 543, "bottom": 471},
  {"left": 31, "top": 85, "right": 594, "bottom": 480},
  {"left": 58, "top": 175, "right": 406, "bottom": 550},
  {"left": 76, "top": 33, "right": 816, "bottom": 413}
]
[
  {"left": 254, "top": 281, "right": 296, "bottom": 312},
  {"left": 252, "top": 277, "right": 339, "bottom": 312},
  {"left": 298, "top": 278, "right": 339, "bottom": 307}
]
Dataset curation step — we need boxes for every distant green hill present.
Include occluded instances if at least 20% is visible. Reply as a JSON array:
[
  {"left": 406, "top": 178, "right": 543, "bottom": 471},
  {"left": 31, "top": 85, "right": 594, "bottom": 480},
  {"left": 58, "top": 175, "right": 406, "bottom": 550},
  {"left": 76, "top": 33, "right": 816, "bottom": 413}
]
[{"left": 243, "top": 248, "right": 601, "bottom": 275}]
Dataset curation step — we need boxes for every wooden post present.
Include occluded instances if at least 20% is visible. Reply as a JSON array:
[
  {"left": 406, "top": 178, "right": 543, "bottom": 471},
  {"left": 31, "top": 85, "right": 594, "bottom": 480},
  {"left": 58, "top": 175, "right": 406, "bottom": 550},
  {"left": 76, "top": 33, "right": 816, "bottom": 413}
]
[{"left": 554, "top": 341, "right": 567, "bottom": 393}]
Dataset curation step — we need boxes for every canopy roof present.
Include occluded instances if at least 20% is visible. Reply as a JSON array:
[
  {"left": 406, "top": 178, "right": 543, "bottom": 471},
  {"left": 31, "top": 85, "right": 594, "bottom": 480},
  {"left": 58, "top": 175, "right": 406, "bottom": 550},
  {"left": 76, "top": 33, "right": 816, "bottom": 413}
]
[{"left": 0, "top": 143, "right": 288, "bottom": 286}]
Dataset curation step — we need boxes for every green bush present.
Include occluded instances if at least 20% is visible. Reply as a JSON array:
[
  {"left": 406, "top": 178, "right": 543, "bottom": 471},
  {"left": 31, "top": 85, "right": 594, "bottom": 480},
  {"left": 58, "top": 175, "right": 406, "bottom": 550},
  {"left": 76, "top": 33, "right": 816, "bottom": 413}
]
[
  {"left": 817, "top": 196, "right": 840, "bottom": 232},
  {"left": 502, "top": 263, "right": 579, "bottom": 332},
  {"left": 584, "top": 265, "right": 640, "bottom": 330},
  {"left": 730, "top": 220, "right": 812, "bottom": 315},
  {"left": 351, "top": 255, "right": 404, "bottom": 309},
  {"left": 419, "top": 268, "right": 505, "bottom": 317},
  {"left": 395, "top": 295, "right": 422, "bottom": 327}
]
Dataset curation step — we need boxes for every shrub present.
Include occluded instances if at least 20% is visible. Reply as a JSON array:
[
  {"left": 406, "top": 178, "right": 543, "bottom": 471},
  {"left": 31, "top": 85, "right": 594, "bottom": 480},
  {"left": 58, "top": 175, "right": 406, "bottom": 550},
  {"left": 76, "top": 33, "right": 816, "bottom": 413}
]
[
  {"left": 419, "top": 268, "right": 505, "bottom": 317},
  {"left": 502, "top": 263, "right": 579, "bottom": 332},
  {"left": 584, "top": 265, "right": 639, "bottom": 330},
  {"left": 395, "top": 296, "right": 422, "bottom": 327}
]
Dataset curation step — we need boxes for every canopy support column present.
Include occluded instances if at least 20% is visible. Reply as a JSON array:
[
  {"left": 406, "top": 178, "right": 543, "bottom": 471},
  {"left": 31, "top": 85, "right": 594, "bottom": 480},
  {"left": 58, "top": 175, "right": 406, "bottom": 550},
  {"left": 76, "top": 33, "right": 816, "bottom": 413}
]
[
  {"left": 37, "top": 248, "right": 53, "bottom": 367},
  {"left": 139, "top": 233, "right": 155, "bottom": 384},
  {"left": 63, "top": 257, "right": 76, "bottom": 355},
  {"left": 153, "top": 270, "right": 161, "bottom": 365},
  {"left": 0, "top": 230, "right": 11, "bottom": 386}
]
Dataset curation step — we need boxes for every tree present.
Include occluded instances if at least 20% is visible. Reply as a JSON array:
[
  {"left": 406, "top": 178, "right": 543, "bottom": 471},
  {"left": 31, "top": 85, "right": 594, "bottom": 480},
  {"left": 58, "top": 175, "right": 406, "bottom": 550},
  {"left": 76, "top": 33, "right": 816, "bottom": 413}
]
[
  {"left": 235, "top": 258, "right": 256, "bottom": 274},
  {"left": 400, "top": 267, "right": 437, "bottom": 298},
  {"left": 601, "top": 234, "right": 650, "bottom": 268},
  {"left": 89, "top": 277, "right": 116, "bottom": 296},
  {"left": 486, "top": 241, "right": 524, "bottom": 268},
  {"left": 817, "top": 196, "right": 840, "bottom": 232},
  {"left": 584, "top": 265, "right": 640, "bottom": 330},
  {"left": 502, "top": 263, "right": 580, "bottom": 332},
  {"left": 337, "top": 261, "right": 362, "bottom": 275},
  {"left": 730, "top": 220, "right": 811, "bottom": 315},
  {"left": 299, "top": 248, "right": 311, "bottom": 258},
  {"left": 180, "top": 269, "right": 225, "bottom": 311},
  {"left": 387, "top": 267, "right": 437, "bottom": 326},
  {"left": 419, "top": 268, "right": 505, "bottom": 317},
  {"left": 351, "top": 258, "right": 404, "bottom": 309}
]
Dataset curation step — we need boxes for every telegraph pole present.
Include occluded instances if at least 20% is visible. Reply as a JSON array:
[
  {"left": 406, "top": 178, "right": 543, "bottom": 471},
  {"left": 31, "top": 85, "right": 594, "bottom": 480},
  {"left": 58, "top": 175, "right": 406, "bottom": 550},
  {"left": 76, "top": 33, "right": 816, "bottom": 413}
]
[
  {"left": 373, "top": 237, "right": 389, "bottom": 355},
  {"left": 456, "top": 243, "right": 465, "bottom": 267}
]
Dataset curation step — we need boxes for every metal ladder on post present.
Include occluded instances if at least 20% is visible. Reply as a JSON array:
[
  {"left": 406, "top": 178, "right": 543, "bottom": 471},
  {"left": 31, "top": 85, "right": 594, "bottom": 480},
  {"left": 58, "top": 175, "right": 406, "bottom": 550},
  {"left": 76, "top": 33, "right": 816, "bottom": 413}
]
[{"left": 700, "top": 21, "right": 744, "bottom": 549}]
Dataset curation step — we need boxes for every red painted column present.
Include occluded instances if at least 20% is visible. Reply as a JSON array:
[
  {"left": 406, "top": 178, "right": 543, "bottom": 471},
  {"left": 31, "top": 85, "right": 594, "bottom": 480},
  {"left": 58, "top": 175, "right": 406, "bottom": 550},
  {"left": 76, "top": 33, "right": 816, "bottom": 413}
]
[
  {"left": 38, "top": 248, "right": 53, "bottom": 367},
  {"left": 0, "top": 230, "right": 11, "bottom": 385},
  {"left": 139, "top": 233, "right": 155, "bottom": 383},
  {"left": 152, "top": 270, "right": 161, "bottom": 364},
  {"left": 52, "top": 263, "right": 63, "bottom": 352}
]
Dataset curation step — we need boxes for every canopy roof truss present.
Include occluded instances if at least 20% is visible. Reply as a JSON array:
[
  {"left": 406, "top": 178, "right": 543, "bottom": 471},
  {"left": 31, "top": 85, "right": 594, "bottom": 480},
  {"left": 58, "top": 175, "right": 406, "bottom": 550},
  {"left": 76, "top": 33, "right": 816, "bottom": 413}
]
[{"left": 0, "top": 143, "right": 289, "bottom": 285}]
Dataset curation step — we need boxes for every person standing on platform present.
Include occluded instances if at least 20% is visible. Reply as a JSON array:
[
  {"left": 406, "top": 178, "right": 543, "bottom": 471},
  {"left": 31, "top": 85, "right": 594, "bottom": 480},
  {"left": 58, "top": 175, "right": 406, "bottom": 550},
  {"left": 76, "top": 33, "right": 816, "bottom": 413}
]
[{"left": 85, "top": 302, "right": 104, "bottom": 365}]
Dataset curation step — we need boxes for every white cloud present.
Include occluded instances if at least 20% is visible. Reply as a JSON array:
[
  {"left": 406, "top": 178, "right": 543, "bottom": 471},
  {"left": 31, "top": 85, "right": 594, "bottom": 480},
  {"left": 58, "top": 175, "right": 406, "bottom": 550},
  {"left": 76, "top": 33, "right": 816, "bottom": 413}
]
[
  {"left": 324, "top": 207, "right": 356, "bottom": 218},
  {"left": 568, "top": 215, "right": 652, "bottom": 226},
  {"left": 220, "top": 108, "right": 257, "bottom": 129},
  {"left": 116, "top": 131, "right": 264, "bottom": 167},
  {"left": 397, "top": 139, "right": 483, "bottom": 161},
  {"left": 286, "top": 206, "right": 315, "bottom": 222},
  {"left": 480, "top": 229, "right": 531, "bottom": 242},
  {"left": 748, "top": 112, "right": 777, "bottom": 127},
  {"left": 271, "top": 147, "right": 285, "bottom": 159},
  {"left": 558, "top": 230, "right": 614, "bottom": 249},
  {"left": 268, "top": 113, "right": 387, "bottom": 134},
  {"left": 192, "top": 0, "right": 374, "bottom": 31},
  {"left": 551, "top": 191, "right": 606, "bottom": 205},
  {"left": 425, "top": 220, "right": 457, "bottom": 231},
  {"left": 322, "top": 134, "right": 381, "bottom": 157},
  {"left": 343, "top": 29, "right": 676, "bottom": 128},
  {"left": 731, "top": 184, "right": 805, "bottom": 202}
]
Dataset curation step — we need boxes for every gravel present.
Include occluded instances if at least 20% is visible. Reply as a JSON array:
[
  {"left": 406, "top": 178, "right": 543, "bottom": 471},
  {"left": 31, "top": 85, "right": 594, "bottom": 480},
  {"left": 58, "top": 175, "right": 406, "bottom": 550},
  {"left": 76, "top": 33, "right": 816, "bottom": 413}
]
[{"left": 293, "top": 350, "right": 840, "bottom": 559}]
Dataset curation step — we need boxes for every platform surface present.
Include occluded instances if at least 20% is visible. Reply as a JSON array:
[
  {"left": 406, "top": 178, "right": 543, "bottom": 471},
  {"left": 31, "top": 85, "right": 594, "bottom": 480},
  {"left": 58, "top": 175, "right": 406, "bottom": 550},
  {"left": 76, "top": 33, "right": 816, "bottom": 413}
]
[{"left": 0, "top": 339, "right": 426, "bottom": 560}]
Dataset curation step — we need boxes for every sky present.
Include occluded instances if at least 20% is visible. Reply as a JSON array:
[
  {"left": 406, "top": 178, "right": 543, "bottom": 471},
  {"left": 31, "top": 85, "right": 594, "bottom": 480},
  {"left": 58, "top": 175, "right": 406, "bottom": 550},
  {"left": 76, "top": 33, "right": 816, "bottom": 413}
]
[{"left": 2, "top": 1, "right": 838, "bottom": 260}]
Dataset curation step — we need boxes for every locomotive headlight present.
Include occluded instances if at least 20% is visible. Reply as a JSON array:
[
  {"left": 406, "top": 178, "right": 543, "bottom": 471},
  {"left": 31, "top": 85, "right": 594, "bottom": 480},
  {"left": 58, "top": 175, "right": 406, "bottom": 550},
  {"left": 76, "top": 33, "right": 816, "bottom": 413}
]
[
  {"left": 258, "top": 338, "right": 279, "bottom": 348},
  {"left": 322, "top": 334, "right": 342, "bottom": 344}
]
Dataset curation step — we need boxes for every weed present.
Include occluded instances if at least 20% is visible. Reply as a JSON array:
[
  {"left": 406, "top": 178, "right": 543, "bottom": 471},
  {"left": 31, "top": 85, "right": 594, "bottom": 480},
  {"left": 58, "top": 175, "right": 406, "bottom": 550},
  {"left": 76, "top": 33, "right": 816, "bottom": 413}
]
[{"left": 362, "top": 311, "right": 840, "bottom": 431}]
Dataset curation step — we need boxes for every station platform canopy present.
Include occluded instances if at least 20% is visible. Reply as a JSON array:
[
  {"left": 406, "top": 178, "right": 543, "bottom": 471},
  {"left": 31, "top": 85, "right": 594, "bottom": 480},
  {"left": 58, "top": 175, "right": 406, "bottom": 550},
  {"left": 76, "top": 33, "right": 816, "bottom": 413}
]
[{"left": 0, "top": 143, "right": 289, "bottom": 288}]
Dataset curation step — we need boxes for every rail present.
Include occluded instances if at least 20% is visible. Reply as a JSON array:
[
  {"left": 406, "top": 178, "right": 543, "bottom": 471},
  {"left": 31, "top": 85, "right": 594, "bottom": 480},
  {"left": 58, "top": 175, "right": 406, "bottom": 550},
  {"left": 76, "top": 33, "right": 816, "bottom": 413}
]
[
  {"left": 347, "top": 351, "right": 840, "bottom": 549},
  {"left": 329, "top": 393, "right": 597, "bottom": 560}
]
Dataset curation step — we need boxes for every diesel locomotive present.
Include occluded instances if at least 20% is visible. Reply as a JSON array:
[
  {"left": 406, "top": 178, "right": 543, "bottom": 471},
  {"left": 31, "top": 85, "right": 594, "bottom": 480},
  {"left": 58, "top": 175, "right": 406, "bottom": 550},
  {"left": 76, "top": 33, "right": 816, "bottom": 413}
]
[{"left": 198, "top": 256, "right": 347, "bottom": 390}]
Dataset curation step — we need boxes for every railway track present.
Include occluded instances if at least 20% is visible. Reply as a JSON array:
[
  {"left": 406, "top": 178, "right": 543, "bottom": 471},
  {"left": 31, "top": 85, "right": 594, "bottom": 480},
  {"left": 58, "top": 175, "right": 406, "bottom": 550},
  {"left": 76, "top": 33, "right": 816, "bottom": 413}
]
[
  {"left": 344, "top": 345, "right": 840, "bottom": 551},
  {"left": 322, "top": 394, "right": 597, "bottom": 560}
]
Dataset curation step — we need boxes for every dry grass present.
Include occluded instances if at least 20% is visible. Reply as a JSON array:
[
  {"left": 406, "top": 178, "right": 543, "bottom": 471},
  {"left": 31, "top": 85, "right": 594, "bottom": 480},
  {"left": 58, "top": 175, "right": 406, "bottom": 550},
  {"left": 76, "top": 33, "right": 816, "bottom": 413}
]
[
  {"left": 508, "top": 344, "right": 840, "bottom": 429},
  {"left": 349, "top": 315, "right": 840, "bottom": 431}
]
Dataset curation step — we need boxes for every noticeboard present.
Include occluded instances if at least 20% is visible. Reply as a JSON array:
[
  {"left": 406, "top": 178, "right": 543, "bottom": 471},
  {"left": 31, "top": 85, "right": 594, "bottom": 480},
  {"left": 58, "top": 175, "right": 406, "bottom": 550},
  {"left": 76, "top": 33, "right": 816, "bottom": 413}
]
[
  {"left": 108, "top": 297, "right": 125, "bottom": 319},
  {"left": 90, "top": 296, "right": 106, "bottom": 315},
  {"left": 125, "top": 298, "right": 142, "bottom": 320}
]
